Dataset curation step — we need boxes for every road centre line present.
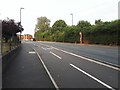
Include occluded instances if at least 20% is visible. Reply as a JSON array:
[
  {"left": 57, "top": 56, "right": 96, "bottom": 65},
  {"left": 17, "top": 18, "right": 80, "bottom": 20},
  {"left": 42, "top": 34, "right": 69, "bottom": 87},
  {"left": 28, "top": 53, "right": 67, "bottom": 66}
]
[
  {"left": 34, "top": 44, "right": 40, "bottom": 47},
  {"left": 50, "top": 51, "right": 62, "bottom": 60},
  {"left": 36, "top": 44, "right": 53, "bottom": 50},
  {"left": 36, "top": 45, "right": 40, "bottom": 47},
  {"left": 70, "top": 64, "right": 115, "bottom": 90},
  {"left": 39, "top": 43, "right": 51, "bottom": 48},
  {"left": 39, "top": 43, "right": 120, "bottom": 71},
  {"left": 41, "top": 47, "right": 46, "bottom": 50},
  {"left": 32, "top": 48, "right": 59, "bottom": 90},
  {"left": 51, "top": 47, "right": 60, "bottom": 51}
]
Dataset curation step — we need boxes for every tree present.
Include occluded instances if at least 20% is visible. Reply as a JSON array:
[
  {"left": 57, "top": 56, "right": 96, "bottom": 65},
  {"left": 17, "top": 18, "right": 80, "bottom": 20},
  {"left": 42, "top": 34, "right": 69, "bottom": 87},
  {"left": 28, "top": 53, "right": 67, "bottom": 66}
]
[
  {"left": 35, "top": 16, "right": 50, "bottom": 32},
  {"left": 2, "top": 19, "right": 23, "bottom": 35},
  {"left": 2, "top": 19, "right": 23, "bottom": 42},
  {"left": 95, "top": 19, "right": 103, "bottom": 25},
  {"left": 51, "top": 19, "right": 67, "bottom": 33},
  {"left": 77, "top": 20, "right": 91, "bottom": 29}
]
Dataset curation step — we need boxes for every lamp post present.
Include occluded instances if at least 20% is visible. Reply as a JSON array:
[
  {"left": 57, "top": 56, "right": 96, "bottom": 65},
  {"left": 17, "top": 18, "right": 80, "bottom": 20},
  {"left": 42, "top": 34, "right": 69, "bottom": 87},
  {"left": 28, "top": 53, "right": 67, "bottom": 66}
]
[
  {"left": 20, "top": 7, "right": 24, "bottom": 43},
  {"left": 70, "top": 13, "right": 73, "bottom": 26},
  {"left": 20, "top": 7, "right": 24, "bottom": 24}
]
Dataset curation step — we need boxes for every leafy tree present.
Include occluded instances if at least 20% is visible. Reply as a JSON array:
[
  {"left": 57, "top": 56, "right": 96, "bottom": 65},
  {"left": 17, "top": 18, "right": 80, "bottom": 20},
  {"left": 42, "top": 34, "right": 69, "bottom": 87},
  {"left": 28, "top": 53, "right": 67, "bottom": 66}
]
[
  {"left": 2, "top": 19, "right": 23, "bottom": 35},
  {"left": 64, "top": 26, "right": 79, "bottom": 43},
  {"left": 2, "top": 19, "right": 23, "bottom": 42},
  {"left": 95, "top": 19, "right": 103, "bottom": 25},
  {"left": 52, "top": 19, "right": 67, "bottom": 33},
  {"left": 83, "top": 19, "right": 119, "bottom": 45},
  {"left": 35, "top": 16, "right": 50, "bottom": 32},
  {"left": 77, "top": 20, "right": 91, "bottom": 29}
]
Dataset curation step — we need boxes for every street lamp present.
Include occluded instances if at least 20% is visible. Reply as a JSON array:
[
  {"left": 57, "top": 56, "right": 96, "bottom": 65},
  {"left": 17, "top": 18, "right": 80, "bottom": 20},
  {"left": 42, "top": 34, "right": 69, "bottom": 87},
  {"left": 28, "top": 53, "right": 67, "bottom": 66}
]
[
  {"left": 70, "top": 13, "right": 73, "bottom": 26},
  {"left": 20, "top": 7, "right": 24, "bottom": 43},
  {"left": 20, "top": 7, "right": 24, "bottom": 23}
]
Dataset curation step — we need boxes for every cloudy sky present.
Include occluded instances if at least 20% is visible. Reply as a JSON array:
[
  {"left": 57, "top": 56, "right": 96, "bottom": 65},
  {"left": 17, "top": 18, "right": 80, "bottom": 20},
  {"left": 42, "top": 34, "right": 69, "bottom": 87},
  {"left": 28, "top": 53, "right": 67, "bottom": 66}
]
[{"left": 0, "top": 0, "right": 119, "bottom": 36}]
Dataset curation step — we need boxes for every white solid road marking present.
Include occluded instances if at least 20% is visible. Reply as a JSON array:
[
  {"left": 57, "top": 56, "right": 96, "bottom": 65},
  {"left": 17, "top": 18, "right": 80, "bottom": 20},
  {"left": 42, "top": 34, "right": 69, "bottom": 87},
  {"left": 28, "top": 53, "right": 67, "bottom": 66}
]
[
  {"left": 33, "top": 48, "right": 59, "bottom": 90},
  {"left": 50, "top": 51, "right": 62, "bottom": 60},
  {"left": 70, "top": 64, "right": 115, "bottom": 90}
]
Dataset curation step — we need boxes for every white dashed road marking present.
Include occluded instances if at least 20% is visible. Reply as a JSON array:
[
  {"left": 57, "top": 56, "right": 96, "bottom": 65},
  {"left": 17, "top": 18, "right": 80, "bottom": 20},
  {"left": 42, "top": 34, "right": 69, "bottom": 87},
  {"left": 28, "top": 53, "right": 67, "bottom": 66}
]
[{"left": 50, "top": 51, "right": 62, "bottom": 60}]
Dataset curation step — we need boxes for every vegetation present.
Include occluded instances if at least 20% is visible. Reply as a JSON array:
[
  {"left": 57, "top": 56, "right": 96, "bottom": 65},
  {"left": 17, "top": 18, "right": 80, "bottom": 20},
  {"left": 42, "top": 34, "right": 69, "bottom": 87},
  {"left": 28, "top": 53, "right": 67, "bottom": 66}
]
[
  {"left": 1, "top": 19, "right": 24, "bottom": 55},
  {"left": 2, "top": 19, "right": 24, "bottom": 43},
  {"left": 35, "top": 16, "right": 50, "bottom": 32},
  {"left": 34, "top": 17, "right": 119, "bottom": 45}
]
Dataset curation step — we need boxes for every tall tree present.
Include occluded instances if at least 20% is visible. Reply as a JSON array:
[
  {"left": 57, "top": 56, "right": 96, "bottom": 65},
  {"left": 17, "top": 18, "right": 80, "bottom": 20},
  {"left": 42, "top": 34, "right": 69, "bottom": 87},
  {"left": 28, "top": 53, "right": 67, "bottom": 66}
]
[
  {"left": 2, "top": 19, "right": 23, "bottom": 42},
  {"left": 52, "top": 19, "right": 67, "bottom": 33},
  {"left": 35, "top": 16, "right": 50, "bottom": 32},
  {"left": 77, "top": 20, "right": 91, "bottom": 28},
  {"left": 2, "top": 19, "right": 23, "bottom": 37},
  {"left": 95, "top": 19, "right": 103, "bottom": 25}
]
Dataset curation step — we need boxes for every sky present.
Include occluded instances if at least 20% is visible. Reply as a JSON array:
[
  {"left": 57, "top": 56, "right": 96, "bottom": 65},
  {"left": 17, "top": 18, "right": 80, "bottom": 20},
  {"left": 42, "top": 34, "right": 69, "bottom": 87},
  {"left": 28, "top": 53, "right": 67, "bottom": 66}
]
[{"left": 0, "top": 0, "right": 119, "bottom": 37}]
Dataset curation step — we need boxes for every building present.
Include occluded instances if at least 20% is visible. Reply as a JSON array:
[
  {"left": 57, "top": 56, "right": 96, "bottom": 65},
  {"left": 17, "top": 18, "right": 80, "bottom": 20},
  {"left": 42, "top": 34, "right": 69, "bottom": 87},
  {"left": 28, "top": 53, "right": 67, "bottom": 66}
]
[{"left": 17, "top": 34, "right": 33, "bottom": 41}]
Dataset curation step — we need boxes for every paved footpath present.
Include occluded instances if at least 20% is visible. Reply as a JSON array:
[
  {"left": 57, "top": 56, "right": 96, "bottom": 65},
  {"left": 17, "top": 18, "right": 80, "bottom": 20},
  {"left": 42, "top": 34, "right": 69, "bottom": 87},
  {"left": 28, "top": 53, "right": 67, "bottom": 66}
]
[{"left": 2, "top": 43, "right": 55, "bottom": 88}]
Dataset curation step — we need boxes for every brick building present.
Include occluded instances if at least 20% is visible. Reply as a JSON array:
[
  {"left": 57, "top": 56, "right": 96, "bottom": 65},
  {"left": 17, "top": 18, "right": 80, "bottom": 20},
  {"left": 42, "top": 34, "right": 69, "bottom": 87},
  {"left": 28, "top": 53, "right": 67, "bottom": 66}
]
[{"left": 18, "top": 34, "right": 33, "bottom": 41}]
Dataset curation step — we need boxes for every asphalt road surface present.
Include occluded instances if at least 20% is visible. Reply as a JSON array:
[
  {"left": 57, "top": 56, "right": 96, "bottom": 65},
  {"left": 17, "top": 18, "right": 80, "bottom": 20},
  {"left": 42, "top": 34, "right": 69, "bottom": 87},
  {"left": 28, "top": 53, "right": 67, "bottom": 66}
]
[{"left": 3, "top": 41, "right": 119, "bottom": 89}]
